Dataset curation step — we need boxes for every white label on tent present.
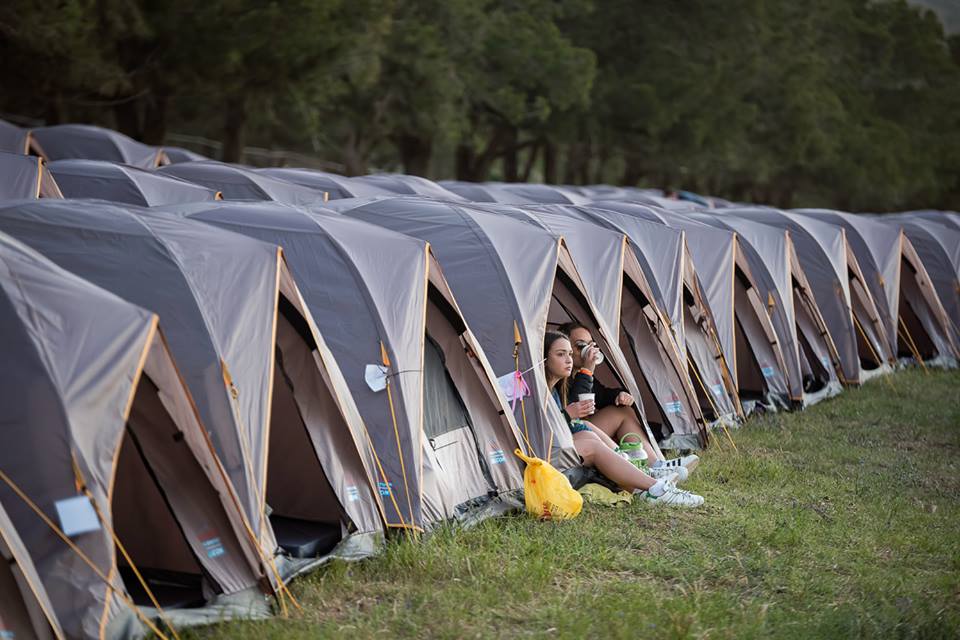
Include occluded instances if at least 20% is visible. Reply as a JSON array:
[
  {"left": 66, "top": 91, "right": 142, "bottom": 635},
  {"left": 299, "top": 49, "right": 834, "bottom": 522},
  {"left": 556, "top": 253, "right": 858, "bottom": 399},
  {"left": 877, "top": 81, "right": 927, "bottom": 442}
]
[
  {"left": 710, "top": 383, "right": 724, "bottom": 397},
  {"left": 821, "top": 356, "right": 831, "bottom": 369},
  {"left": 489, "top": 449, "right": 507, "bottom": 465},
  {"left": 346, "top": 486, "right": 361, "bottom": 502},
  {"left": 761, "top": 365, "right": 775, "bottom": 378},
  {"left": 665, "top": 400, "right": 683, "bottom": 415},
  {"left": 364, "top": 364, "right": 389, "bottom": 392},
  {"left": 55, "top": 495, "right": 101, "bottom": 537}
]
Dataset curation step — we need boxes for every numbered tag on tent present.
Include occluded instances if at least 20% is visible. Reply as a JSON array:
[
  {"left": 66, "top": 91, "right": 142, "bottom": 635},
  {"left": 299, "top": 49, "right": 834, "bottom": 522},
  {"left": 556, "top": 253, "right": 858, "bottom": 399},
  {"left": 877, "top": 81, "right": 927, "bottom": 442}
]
[
  {"left": 364, "top": 364, "right": 389, "bottom": 392},
  {"left": 55, "top": 495, "right": 101, "bottom": 537}
]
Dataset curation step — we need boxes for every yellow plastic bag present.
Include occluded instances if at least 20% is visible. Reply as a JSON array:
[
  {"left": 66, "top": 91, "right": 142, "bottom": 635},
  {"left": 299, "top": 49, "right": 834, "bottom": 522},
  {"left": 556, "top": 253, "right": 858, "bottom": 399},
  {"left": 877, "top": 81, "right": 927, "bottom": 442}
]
[{"left": 514, "top": 449, "right": 583, "bottom": 520}]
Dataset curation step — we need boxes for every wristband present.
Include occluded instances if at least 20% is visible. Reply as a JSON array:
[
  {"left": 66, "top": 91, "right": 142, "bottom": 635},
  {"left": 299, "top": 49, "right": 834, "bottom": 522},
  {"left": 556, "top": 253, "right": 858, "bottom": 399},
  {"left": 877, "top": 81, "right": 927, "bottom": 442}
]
[{"left": 578, "top": 368, "right": 593, "bottom": 376}]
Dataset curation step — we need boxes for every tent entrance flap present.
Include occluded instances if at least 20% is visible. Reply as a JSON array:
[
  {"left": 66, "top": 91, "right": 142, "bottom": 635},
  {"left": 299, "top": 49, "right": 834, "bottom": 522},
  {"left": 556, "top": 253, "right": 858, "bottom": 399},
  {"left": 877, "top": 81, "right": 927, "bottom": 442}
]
[
  {"left": 850, "top": 277, "right": 885, "bottom": 369},
  {"left": 0, "top": 554, "right": 46, "bottom": 640},
  {"left": 266, "top": 310, "right": 347, "bottom": 559},
  {"left": 114, "top": 380, "right": 214, "bottom": 609},
  {"left": 422, "top": 329, "right": 497, "bottom": 512}
]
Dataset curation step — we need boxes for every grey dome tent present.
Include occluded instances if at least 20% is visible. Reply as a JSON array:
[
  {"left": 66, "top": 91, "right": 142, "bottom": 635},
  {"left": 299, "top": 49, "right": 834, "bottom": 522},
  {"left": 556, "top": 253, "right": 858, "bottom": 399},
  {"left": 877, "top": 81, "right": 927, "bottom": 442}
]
[
  {"left": 794, "top": 209, "right": 958, "bottom": 368},
  {"left": 484, "top": 202, "right": 715, "bottom": 448},
  {"left": 333, "top": 196, "right": 664, "bottom": 464},
  {"left": 161, "top": 201, "right": 526, "bottom": 530},
  {"left": 730, "top": 207, "right": 895, "bottom": 384},
  {"left": 897, "top": 210, "right": 960, "bottom": 232},
  {"left": 0, "top": 152, "right": 62, "bottom": 200},
  {"left": 438, "top": 181, "right": 547, "bottom": 205},
  {"left": 0, "top": 231, "right": 271, "bottom": 638},
  {"left": 589, "top": 201, "right": 792, "bottom": 413},
  {"left": 158, "top": 161, "right": 326, "bottom": 206},
  {"left": 256, "top": 168, "right": 394, "bottom": 200},
  {"left": 29, "top": 124, "right": 168, "bottom": 169},
  {"left": 480, "top": 182, "right": 589, "bottom": 205},
  {"left": 349, "top": 174, "right": 465, "bottom": 200},
  {"left": 546, "top": 203, "right": 743, "bottom": 428},
  {"left": 0, "top": 119, "right": 32, "bottom": 155},
  {"left": 163, "top": 147, "right": 209, "bottom": 164},
  {"left": 0, "top": 200, "right": 385, "bottom": 584},
  {"left": 881, "top": 217, "right": 960, "bottom": 337},
  {"left": 687, "top": 212, "right": 844, "bottom": 407},
  {"left": 49, "top": 160, "right": 221, "bottom": 206},
  {"left": 0, "top": 498, "right": 62, "bottom": 639}
]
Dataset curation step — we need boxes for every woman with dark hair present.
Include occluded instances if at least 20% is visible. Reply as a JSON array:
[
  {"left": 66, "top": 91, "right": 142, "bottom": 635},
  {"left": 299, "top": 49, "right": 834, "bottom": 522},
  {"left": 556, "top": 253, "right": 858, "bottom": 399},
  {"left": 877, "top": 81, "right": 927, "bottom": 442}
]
[
  {"left": 544, "top": 331, "right": 703, "bottom": 507},
  {"left": 559, "top": 322, "right": 699, "bottom": 481}
]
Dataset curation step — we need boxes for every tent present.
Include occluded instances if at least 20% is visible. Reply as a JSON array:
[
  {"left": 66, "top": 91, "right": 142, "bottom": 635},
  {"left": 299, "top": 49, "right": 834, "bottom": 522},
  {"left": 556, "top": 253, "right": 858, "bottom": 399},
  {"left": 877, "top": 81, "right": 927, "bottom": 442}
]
[
  {"left": 29, "top": 125, "right": 168, "bottom": 169},
  {"left": 332, "top": 195, "right": 668, "bottom": 462},
  {"left": 481, "top": 182, "right": 589, "bottom": 205},
  {"left": 0, "top": 119, "right": 31, "bottom": 154},
  {"left": 897, "top": 210, "right": 960, "bottom": 232},
  {"left": 0, "top": 200, "right": 385, "bottom": 583},
  {"left": 348, "top": 174, "right": 465, "bottom": 200},
  {"left": 501, "top": 203, "right": 721, "bottom": 446},
  {"left": 162, "top": 201, "right": 525, "bottom": 530},
  {"left": 0, "top": 498, "right": 62, "bottom": 640},
  {"left": 158, "top": 161, "right": 326, "bottom": 206},
  {"left": 0, "top": 152, "right": 62, "bottom": 200},
  {"left": 163, "top": 147, "right": 209, "bottom": 164},
  {"left": 49, "top": 160, "right": 220, "bottom": 205},
  {"left": 545, "top": 204, "right": 743, "bottom": 427},
  {"left": 438, "top": 181, "right": 547, "bottom": 205},
  {"left": 873, "top": 215, "right": 960, "bottom": 336},
  {"left": 0, "top": 231, "right": 270, "bottom": 638},
  {"left": 687, "top": 212, "right": 844, "bottom": 407},
  {"left": 794, "top": 209, "right": 958, "bottom": 368},
  {"left": 256, "top": 168, "right": 394, "bottom": 200},
  {"left": 589, "top": 201, "right": 792, "bottom": 413},
  {"left": 731, "top": 207, "right": 895, "bottom": 383}
]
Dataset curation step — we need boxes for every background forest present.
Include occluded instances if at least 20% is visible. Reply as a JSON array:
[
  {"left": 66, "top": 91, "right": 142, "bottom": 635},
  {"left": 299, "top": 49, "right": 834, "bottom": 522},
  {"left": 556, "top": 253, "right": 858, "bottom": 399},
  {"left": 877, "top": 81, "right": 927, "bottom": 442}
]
[{"left": 2, "top": 0, "right": 959, "bottom": 210}]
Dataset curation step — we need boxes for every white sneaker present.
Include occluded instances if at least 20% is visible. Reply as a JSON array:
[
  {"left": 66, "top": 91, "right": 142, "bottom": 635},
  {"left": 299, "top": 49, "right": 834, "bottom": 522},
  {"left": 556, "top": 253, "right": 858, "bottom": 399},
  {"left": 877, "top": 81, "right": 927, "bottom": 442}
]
[
  {"left": 643, "top": 481, "right": 704, "bottom": 508},
  {"left": 647, "top": 464, "right": 689, "bottom": 483},
  {"left": 653, "top": 454, "right": 699, "bottom": 474}
]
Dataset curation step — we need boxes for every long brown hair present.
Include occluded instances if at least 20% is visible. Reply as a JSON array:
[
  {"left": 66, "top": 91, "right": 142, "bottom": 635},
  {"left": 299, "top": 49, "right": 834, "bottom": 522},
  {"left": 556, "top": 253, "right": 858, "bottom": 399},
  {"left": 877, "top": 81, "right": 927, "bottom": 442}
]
[{"left": 544, "top": 331, "right": 570, "bottom": 407}]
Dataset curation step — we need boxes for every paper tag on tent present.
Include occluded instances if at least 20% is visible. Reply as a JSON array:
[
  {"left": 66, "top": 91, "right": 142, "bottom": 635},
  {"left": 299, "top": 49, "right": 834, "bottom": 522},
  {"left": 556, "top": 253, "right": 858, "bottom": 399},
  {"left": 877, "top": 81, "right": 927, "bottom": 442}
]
[
  {"left": 364, "top": 364, "right": 389, "bottom": 392},
  {"left": 55, "top": 495, "right": 101, "bottom": 537}
]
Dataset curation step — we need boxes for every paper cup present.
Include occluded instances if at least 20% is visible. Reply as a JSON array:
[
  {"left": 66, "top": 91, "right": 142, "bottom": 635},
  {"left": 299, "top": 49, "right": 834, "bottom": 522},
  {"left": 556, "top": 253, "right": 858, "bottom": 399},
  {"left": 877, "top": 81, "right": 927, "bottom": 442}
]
[{"left": 580, "top": 393, "right": 595, "bottom": 414}]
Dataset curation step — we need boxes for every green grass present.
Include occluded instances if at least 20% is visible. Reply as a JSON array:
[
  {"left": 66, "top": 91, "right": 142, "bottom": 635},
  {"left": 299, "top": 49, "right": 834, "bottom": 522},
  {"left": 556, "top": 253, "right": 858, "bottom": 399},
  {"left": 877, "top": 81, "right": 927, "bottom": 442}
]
[{"left": 190, "top": 369, "right": 960, "bottom": 639}]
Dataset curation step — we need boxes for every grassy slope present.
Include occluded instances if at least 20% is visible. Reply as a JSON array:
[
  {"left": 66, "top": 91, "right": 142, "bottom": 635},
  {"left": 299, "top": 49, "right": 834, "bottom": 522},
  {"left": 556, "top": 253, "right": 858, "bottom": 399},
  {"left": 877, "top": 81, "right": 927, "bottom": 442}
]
[{"left": 191, "top": 370, "right": 959, "bottom": 639}]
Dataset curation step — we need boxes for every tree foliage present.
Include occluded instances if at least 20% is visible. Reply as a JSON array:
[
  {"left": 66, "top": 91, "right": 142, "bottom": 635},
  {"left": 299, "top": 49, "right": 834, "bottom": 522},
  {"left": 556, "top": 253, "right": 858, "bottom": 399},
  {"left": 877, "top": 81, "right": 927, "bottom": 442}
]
[{"left": 1, "top": 0, "right": 957, "bottom": 210}]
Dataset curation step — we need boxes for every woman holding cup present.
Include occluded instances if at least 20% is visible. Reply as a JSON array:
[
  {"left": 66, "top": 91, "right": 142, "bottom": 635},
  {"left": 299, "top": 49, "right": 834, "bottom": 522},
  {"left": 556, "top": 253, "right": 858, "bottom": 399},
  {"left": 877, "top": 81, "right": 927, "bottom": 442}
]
[
  {"left": 560, "top": 322, "right": 699, "bottom": 482},
  {"left": 544, "top": 330, "right": 704, "bottom": 507}
]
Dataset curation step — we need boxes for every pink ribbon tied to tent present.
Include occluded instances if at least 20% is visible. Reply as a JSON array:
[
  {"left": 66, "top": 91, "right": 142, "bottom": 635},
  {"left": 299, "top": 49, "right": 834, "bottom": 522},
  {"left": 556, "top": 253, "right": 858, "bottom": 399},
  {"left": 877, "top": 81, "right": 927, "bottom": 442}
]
[{"left": 496, "top": 359, "right": 543, "bottom": 411}]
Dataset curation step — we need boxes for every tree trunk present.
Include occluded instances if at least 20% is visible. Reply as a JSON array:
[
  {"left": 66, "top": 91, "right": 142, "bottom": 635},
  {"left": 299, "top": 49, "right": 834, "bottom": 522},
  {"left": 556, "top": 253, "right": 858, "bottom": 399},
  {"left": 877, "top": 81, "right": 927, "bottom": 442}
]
[
  {"left": 456, "top": 144, "right": 476, "bottom": 181},
  {"left": 397, "top": 134, "right": 432, "bottom": 177},
  {"left": 520, "top": 141, "right": 540, "bottom": 182},
  {"left": 222, "top": 92, "right": 248, "bottom": 163},
  {"left": 502, "top": 126, "right": 519, "bottom": 182},
  {"left": 142, "top": 92, "right": 169, "bottom": 146},
  {"left": 543, "top": 141, "right": 557, "bottom": 184},
  {"left": 113, "top": 99, "right": 143, "bottom": 140}
]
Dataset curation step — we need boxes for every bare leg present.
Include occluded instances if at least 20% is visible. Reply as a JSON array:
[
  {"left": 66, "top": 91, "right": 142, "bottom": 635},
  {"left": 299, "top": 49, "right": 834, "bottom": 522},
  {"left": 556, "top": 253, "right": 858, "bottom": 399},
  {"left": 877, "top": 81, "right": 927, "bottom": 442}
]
[
  {"left": 573, "top": 431, "right": 656, "bottom": 492},
  {"left": 589, "top": 405, "right": 658, "bottom": 461}
]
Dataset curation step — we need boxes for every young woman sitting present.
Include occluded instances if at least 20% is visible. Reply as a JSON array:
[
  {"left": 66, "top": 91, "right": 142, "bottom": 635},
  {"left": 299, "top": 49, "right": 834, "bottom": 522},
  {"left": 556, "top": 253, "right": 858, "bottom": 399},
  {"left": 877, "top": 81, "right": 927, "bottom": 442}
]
[
  {"left": 544, "top": 331, "right": 703, "bottom": 507},
  {"left": 559, "top": 322, "right": 699, "bottom": 482}
]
